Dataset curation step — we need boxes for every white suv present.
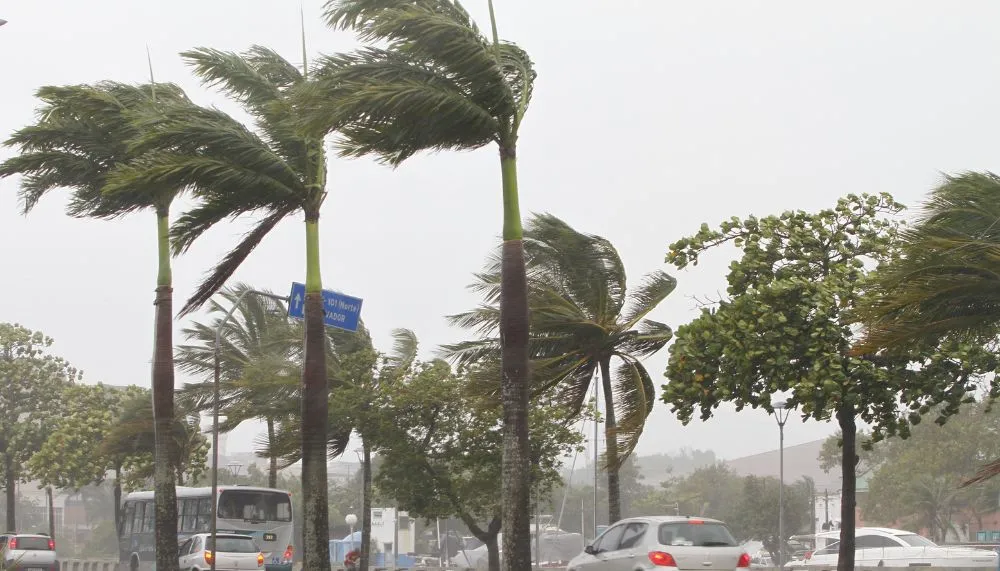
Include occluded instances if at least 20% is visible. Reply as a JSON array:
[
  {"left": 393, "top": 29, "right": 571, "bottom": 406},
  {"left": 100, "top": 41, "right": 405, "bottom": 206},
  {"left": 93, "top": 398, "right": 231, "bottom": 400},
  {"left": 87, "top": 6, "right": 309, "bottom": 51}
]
[{"left": 0, "top": 533, "right": 58, "bottom": 571}]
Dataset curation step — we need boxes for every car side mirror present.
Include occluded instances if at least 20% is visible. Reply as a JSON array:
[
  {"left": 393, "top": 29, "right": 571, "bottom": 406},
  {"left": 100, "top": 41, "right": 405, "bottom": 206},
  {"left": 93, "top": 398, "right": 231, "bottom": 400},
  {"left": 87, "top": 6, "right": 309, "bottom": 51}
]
[{"left": 584, "top": 546, "right": 597, "bottom": 555}]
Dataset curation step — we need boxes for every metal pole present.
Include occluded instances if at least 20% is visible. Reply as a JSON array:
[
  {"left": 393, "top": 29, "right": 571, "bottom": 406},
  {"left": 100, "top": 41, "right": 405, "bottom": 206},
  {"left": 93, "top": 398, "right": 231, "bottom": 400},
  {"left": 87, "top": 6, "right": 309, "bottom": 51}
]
[
  {"left": 775, "top": 407, "right": 788, "bottom": 570},
  {"left": 535, "top": 491, "right": 541, "bottom": 569},
  {"left": 778, "top": 421, "right": 784, "bottom": 568},
  {"left": 592, "top": 378, "right": 599, "bottom": 538},
  {"left": 212, "top": 288, "right": 289, "bottom": 571}
]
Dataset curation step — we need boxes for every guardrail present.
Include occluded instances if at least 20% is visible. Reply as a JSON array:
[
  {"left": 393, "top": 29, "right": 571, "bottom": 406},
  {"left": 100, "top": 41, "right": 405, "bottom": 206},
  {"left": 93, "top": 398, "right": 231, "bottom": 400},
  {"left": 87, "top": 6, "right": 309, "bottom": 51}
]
[{"left": 58, "top": 561, "right": 119, "bottom": 571}]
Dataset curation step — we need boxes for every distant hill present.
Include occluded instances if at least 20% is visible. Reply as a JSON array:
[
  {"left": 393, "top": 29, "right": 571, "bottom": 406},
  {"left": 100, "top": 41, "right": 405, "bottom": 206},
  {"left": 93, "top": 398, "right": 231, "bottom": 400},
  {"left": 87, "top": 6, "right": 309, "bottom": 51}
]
[{"left": 566, "top": 448, "right": 717, "bottom": 486}]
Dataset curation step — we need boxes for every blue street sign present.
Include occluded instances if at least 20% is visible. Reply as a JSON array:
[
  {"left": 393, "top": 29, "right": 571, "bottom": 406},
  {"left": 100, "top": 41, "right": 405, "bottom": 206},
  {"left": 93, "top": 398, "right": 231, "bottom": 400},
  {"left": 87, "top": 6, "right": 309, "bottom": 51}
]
[{"left": 287, "top": 282, "right": 363, "bottom": 332}]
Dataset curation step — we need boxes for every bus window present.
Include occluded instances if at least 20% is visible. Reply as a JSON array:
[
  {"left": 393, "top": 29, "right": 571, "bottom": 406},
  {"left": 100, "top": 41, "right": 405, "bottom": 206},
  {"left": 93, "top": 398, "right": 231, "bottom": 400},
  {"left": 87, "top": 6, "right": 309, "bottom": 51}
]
[
  {"left": 180, "top": 499, "right": 199, "bottom": 532},
  {"left": 131, "top": 502, "right": 144, "bottom": 535},
  {"left": 219, "top": 490, "right": 292, "bottom": 522},
  {"left": 142, "top": 501, "right": 155, "bottom": 532},
  {"left": 196, "top": 498, "right": 212, "bottom": 530},
  {"left": 122, "top": 502, "right": 135, "bottom": 537}
]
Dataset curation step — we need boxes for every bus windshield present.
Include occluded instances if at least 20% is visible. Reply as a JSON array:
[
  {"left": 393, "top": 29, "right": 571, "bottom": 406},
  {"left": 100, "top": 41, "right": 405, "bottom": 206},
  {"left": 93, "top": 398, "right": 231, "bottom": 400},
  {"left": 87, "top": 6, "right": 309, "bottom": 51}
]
[{"left": 218, "top": 490, "right": 292, "bottom": 522}]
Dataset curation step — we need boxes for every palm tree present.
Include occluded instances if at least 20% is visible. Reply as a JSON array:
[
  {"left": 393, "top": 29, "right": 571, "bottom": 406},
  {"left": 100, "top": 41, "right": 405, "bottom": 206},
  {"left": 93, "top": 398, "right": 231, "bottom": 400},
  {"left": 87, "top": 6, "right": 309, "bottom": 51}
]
[
  {"left": 0, "top": 80, "right": 191, "bottom": 571},
  {"left": 103, "top": 46, "right": 334, "bottom": 570},
  {"left": 263, "top": 327, "right": 413, "bottom": 571},
  {"left": 852, "top": 172, "right": 1000, "bottom": 485},
  {"left": 445, "top": 214, "right": 676, "bottom": 523},
  {"left": 175, "top": 284, "right": 301, "bottom": 488},
  {"left": 298, "top": 2, "right": 536, "bottom": 566}
]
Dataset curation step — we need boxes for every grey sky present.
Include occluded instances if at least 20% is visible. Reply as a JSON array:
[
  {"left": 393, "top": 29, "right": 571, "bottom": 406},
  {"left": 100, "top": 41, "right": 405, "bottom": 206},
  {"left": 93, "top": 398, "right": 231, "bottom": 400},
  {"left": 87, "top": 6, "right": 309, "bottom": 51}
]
[{"left": 2, "top": 1, "right": 999, "bottom": 462}]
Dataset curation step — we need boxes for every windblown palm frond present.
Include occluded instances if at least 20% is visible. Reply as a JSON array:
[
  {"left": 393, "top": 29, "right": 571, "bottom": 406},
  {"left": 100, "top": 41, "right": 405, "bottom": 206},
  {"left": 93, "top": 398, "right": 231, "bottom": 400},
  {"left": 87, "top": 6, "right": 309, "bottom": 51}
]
[
  {"left": 0, "top": 81, "right": 189, "bottom": 216},
  {"left": 443, "top": 213, "right": 676, "bottom": 465},
  {"left": 298, "top": 0, "right": 533, "bottom": 163},
  {"left": 103, "top": 48, "right": 327, "bottom": 316},
  {"left": 855, "top": 172, "right": 1000, "bottom": 353}
]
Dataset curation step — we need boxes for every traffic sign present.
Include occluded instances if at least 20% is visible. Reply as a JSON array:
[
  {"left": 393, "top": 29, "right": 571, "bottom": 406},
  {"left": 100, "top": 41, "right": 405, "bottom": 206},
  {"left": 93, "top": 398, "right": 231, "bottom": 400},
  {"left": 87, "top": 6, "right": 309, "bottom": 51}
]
[{"left": 287, "top": 282, "right": 363, "bottom": 332}]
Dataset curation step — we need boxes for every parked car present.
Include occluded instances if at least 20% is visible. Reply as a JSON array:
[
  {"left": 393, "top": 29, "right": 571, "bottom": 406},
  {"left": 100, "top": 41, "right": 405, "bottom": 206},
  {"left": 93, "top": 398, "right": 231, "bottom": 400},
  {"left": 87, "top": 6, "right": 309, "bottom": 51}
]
[
  {"left": 0, "top": 533, "right": 58, "bottom": 571},
  {"left": 178, "top": 532, "right": 265, "bottom": 571},
  {"left": 567, "top": 516, "right": 750, "bottom": 571},
  {"left": 786, "top": 527, "right": 999, "bottom": 568}
]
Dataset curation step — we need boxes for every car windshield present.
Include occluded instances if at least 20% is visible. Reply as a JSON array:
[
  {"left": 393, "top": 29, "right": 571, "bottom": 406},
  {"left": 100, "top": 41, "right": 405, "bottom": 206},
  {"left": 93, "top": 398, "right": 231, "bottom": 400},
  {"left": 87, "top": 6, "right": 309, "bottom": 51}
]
[
  {"left": 897, "top": 534, "right": 936, "bottom": 547},
  {"left": 658, "top": 522, "right": 737, "bottom": 547},
  {"left": 15, "top": 537, "right": 52, "bottom": 550},
  {"left": 207, "top": 537, "right": 259, "bottom": 553}
]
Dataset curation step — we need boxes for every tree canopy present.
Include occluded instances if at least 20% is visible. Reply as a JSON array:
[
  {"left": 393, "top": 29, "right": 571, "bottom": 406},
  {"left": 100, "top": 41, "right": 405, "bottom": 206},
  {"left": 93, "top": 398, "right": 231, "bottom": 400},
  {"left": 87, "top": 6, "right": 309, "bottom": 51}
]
[{"left": 661, "top": 194, "right": 997, "bottom": 571}]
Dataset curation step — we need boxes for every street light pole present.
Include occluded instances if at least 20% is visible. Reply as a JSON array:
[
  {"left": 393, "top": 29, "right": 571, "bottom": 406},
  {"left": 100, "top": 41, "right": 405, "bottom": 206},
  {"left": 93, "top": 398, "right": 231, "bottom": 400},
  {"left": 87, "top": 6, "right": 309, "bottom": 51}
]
[
  {"left": 211, "top": 288, "right": 289, "bottom": 571},
  {"left": 773, "top": 400, "right": 790, "bottom": 569}
]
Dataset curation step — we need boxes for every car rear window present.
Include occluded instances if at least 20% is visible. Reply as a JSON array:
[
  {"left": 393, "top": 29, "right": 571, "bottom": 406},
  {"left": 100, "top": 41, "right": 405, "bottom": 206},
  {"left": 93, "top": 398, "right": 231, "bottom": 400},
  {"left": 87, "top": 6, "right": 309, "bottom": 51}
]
[
  {"left": 208, "top": 537, "right": 258, "bottom": 553},
  {"left": 658, "top": 522, "right": 738, "bottom": 547},
  {"left": 16, "top": 537, "right": 52, "bottom": 550}
]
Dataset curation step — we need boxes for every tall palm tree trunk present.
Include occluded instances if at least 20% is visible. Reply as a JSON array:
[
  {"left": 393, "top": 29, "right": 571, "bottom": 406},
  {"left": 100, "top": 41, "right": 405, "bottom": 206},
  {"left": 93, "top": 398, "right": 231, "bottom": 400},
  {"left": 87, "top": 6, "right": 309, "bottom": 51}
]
[
  {"left": 360, "top": 441, "right": 372, "bottom": 571},
  {"left": 836, "top": 405, "right": 857, "bottom": 571},
  {"left": 599, "top": 359, "right": 621, "bottom": 524},
  {"left": 301, "top": 215, "right": 331, "bottom": 571},
  {"left": 498, "top": 150, "right": 531, "bottom": 571},
  {"left": 152, "top": 208, "right": 179, "bottom": 571},
  {"left": 267, "top": 418, "right": 278, "bottom": 489}
]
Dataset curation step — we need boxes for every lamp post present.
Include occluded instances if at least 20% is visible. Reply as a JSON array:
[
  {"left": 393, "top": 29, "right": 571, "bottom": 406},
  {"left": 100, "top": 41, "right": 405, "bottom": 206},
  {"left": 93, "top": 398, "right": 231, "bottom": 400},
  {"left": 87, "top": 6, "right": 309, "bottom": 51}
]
[
  {"left": 227, "top": 461, "right": 244, "bottom": 484},
  {"left": 346, "top": 513, "right": 358, "bottom": 553},
  {"left": 773, "top": 399, "right": 791, "bottom": 569},
  {"left": 210, "top": 288, "right": 289, "bottom": 571}
]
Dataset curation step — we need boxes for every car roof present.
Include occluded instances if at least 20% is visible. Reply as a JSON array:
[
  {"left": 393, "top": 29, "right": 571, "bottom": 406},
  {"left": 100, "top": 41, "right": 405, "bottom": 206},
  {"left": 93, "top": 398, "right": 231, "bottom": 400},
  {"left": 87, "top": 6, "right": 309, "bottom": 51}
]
[
  {"left": 7, "top": 534, "right": 50, "bottom": 538},
  {"left": 814, "top": 527, "right": 913, "bottom": 540},
  {"left": 618, "top": 516, "right": 728, "bottom": 525}
]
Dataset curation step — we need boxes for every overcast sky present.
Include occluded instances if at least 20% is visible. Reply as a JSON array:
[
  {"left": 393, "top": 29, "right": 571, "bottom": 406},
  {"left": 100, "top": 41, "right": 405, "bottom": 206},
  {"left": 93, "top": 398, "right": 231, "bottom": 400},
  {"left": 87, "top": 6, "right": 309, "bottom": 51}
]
[{"left": 2, "top": 0, "right": 999, "bottom": 463}]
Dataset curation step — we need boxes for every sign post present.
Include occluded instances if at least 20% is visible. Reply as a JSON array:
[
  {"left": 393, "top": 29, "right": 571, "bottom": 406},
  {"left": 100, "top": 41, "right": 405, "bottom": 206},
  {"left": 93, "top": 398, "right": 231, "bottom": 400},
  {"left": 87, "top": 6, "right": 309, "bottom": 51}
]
[{"left": 287, "top": 282, "right": 363, "bottom": 332}]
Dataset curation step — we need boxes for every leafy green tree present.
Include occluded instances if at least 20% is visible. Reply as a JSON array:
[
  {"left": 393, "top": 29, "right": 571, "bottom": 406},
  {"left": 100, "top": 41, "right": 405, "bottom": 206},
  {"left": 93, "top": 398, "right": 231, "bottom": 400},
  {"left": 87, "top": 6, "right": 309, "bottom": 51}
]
[
  {"left": 302, "top": 2, "right": 538, "bottom": 566},
  {"left": 102, "top": 389, "right": 210, "bottom": 490},
  {"left": 0, "top": 324, "right": 80, "bottom": 531},
  {"left": 175, "top": 284, "right": 300, "bottom": 488},
  {"left": 817, "top": 431, "right": 883, "bottom": 477},
  {"left": 446, "top": 213, "right": 676, "bottom": 524},
  {"left": 28, "top": 383, "right": 147, "bottom": 528},
  {"left": 373, "top": 361, "right": 585, "bottom": 571},
  {"left": 853, "top": 173, "right": 1000, "bottom": 484},
  {"left": 106, "top": 47, "right": 334, "bottom": 569},
  {"left": 863, "top": 402, "right": 1000, "bottom": 542},
  {"left": 727, "top": 476, "right": 812, "bottom": 563},
  {"left": 0, "top": 81, "right": 192, "bottom": 570},
  {"left": 662, "top": 194, "right": 997, "bottom": 571}
]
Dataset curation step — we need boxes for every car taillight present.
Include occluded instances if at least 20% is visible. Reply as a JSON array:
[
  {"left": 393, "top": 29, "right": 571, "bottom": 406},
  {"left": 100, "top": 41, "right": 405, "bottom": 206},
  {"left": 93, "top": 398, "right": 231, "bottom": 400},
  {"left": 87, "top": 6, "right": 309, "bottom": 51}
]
[
  {"left": 48, "top": 538, "right": 55, "bottom": 550},
  {"left": 738, "top": 553, "right": 751, "bottom": 568},
  {"left": 204, "top": 550, "right": 214, "bottom": 564},
  {"left": 7, "top": 538, "right": 15, "bottom": 550},
  {"left": 649, "top": 551, "right": 678, "bottom": 567},
  {"left": 258, "top": 552, "right": 265, "bottom": 567},
  {"left": 284, "top": 545, "right": 294, "bottom": 561}
]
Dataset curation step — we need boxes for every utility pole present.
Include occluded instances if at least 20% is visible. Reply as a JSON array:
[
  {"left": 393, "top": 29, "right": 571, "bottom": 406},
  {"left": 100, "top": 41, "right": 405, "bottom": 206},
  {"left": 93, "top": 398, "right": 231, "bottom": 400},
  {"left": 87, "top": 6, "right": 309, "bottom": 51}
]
[{"left": 824, "top": 489, "right": 830, "bottom": 530}]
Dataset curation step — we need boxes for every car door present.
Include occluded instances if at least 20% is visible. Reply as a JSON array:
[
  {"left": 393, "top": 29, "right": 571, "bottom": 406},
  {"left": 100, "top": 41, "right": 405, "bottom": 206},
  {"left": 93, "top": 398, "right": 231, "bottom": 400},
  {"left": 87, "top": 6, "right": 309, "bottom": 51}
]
[
  {"left": 581, "top": 524, "right": 627, "bottom": 571},
  {"left": 178, "top": 538, "right": 193, "bottom": 568},
  {"left": 607, "top": 523, "right": 648, "bottom": 571}
]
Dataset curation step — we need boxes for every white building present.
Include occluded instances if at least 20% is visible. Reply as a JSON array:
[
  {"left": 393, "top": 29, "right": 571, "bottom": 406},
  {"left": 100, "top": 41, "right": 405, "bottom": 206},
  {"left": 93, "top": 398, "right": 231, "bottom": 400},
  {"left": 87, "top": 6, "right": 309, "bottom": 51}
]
[{"left": 370, "top": 507, "right": 417, "bottom": 556}]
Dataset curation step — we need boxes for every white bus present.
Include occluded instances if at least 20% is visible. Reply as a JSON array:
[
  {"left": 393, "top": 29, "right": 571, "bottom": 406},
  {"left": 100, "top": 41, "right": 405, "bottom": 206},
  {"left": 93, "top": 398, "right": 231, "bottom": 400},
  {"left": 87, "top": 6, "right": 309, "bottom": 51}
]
[{"left": 118, "top": 486, "right": 295, "bottom": 571}]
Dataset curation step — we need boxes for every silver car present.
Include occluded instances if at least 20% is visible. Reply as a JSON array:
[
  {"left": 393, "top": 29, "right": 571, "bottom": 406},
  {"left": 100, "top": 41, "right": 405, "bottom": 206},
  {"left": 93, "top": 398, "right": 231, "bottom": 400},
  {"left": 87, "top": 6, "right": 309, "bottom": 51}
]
[
  {"left": 567, "top": 516, "right": 750, "bottom": 571},
  {"left": 0, "top": 533, "right": 58, "bottom": 571}
]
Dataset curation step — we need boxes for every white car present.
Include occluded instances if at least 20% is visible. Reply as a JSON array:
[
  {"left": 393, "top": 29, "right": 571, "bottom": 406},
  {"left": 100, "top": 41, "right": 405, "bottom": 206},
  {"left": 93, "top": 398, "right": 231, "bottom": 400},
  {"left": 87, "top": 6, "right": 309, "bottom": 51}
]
[
  {"left": 567, "top": 516, "right": 750, "bottom": 571},
  {"left": 178, "top": 533, "right": 265, "bottom": 571},
  {"left": 788, "top": 527, "right": 998, "bottom": 569},
  {"left": 0, "top": 533, "right": 58, "bottom": 571}
]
